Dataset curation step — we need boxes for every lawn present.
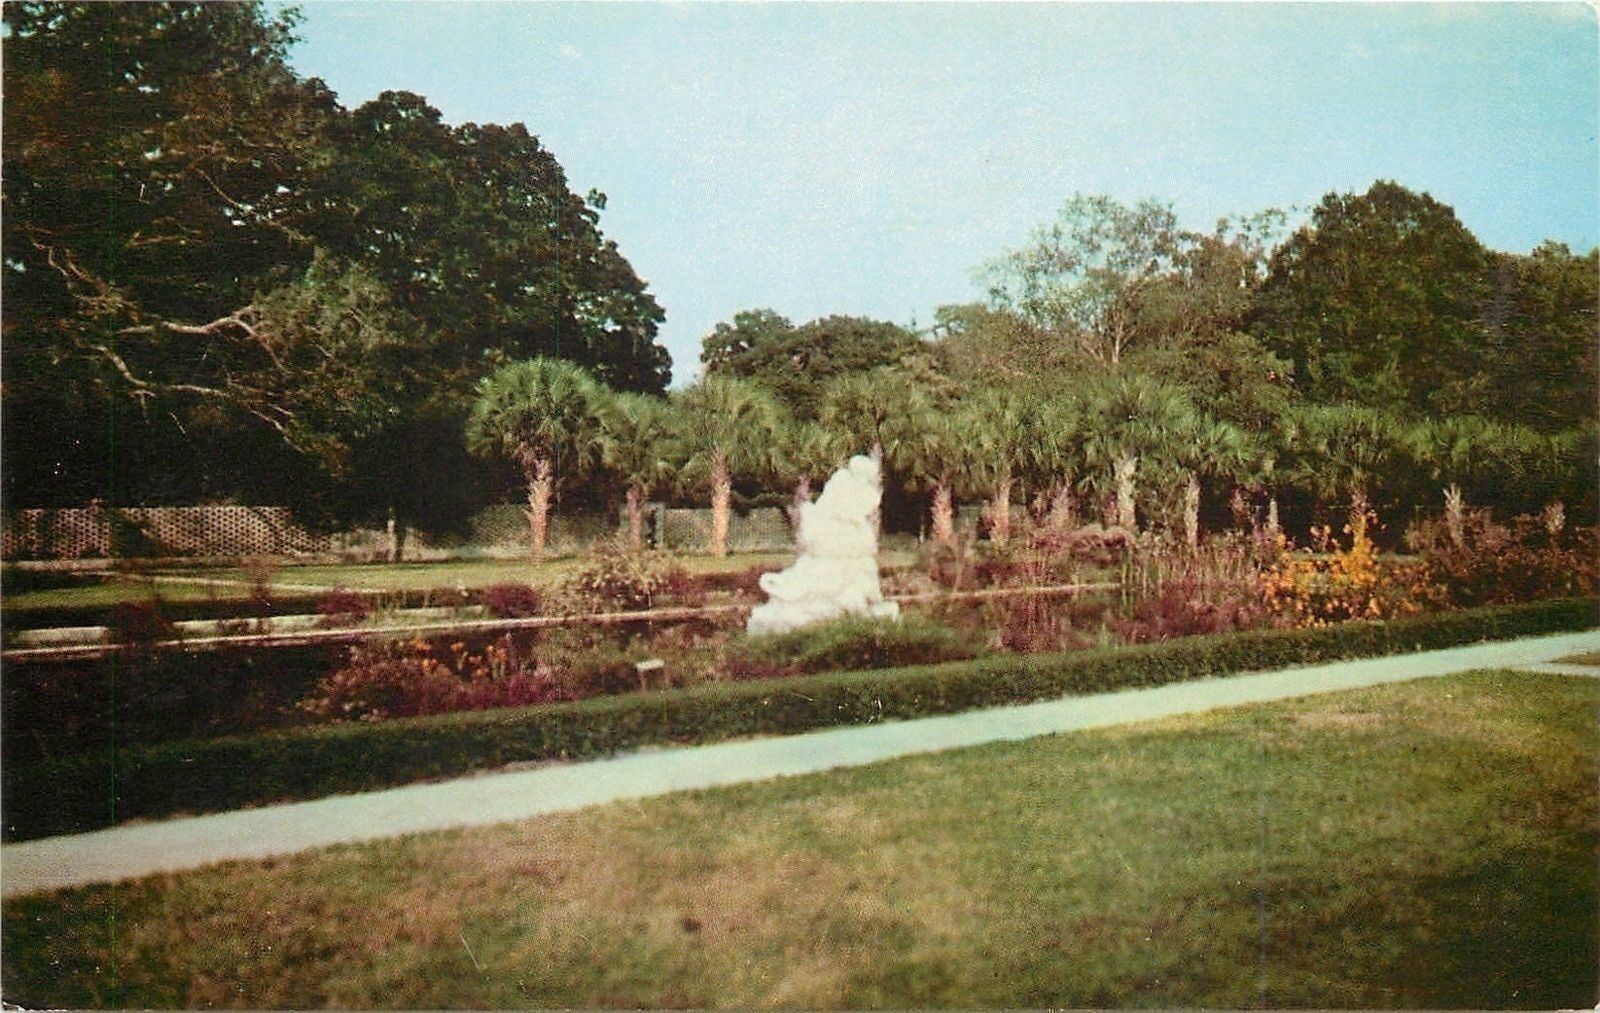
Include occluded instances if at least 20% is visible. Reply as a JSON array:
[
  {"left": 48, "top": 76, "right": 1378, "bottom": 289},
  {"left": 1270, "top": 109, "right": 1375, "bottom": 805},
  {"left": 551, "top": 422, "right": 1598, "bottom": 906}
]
[
  {"left": 6, "top": 551, "right": 925, "bottom": 613},
  {"left": 4, "top": 669, "right": 1595, "bottom": 1009}
]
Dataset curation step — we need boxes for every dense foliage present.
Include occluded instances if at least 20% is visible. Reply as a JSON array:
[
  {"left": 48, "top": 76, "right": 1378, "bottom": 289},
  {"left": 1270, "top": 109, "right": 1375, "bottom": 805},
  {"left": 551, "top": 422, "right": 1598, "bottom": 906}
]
[
  {"left": 3, "top": 2, "right": 670, "bottom": 529},
  {"left": 3, "top": 5, "right": 1593, "bottom": 556}
]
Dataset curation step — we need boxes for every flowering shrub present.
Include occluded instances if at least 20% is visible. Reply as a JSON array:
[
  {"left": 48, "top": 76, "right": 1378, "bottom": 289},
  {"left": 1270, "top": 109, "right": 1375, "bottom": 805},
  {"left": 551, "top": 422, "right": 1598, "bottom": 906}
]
[
  {"left": 298, "top": 629, "right": 657, "bottom": 723},
  {"left": 567, "top": 542, "right": 677, "bottom": 612},
  {"left": 1061, "top": 523, "right": 1134, "bottom": 569},
  {"left": 314, "top": 587, "right": 372, "bottom": 628},
  {"left": 1406, "top": 509, "right": 1597, "bottom": 607},
  {"left": 298, "top": 638, "right": 567, "bottom": 722},
  {"left": 678, "top": 564, "right": 769, "bottom": 599},
  {"left": 1262, "top": 515, "right": 1441, "bottom": 628},
  {"left": 479, "top": 582, "right": 543, "bottom": 618}
]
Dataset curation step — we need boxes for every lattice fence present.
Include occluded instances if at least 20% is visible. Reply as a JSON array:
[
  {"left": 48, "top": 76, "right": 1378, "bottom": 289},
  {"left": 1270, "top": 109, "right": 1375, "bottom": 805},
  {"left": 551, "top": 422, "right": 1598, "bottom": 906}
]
[
  {"left": 659, "top": 507, "right": 792, "bottom": 553},
  {"left": 2, "top": 506, "right": 327, "bottom": 560},
  {"left": 4, "top": 503, "right": 798, "bottom": 561}
]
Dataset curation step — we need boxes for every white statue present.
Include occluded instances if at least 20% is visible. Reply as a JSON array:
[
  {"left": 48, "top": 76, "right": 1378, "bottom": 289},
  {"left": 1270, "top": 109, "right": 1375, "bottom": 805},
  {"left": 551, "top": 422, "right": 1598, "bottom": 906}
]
[{"left": 746, "top": 454, "right": 900, "bottom": 635}]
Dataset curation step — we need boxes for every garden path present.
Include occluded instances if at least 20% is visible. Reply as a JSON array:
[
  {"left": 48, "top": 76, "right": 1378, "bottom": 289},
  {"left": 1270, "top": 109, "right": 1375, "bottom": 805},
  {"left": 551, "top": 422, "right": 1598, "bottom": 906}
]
[{"left": 5, "top": 629, "right": 1598, "bottom": 898}]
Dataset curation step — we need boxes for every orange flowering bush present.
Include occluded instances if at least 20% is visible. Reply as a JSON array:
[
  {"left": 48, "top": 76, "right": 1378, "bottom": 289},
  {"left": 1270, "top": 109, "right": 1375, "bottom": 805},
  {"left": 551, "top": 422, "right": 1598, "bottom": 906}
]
[{"left": 1261, "top": 514, "right": 1442, "bottom": 628}]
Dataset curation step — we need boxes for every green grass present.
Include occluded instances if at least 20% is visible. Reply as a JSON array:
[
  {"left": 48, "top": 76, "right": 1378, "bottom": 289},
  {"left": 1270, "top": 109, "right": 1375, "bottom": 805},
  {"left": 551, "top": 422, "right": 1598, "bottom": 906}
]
[
  {"left": 6, "top": 552, "right": 926, "bottom": 612},
  {"left": 5, "top": 669, "right": 1594, "bottom": 1009}
]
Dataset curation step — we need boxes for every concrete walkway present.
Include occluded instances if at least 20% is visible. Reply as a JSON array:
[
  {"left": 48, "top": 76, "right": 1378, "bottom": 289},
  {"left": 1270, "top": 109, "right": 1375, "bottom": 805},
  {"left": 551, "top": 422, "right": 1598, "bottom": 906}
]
[{"left": 5, "top": 629, "right": 1598, "bottom": 898}]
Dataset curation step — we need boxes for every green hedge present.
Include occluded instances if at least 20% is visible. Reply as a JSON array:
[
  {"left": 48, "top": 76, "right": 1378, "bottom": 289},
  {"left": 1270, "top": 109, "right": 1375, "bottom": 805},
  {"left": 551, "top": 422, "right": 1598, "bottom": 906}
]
[{"left": 5, "top": 597, "right": 1594, "bottom": 841}]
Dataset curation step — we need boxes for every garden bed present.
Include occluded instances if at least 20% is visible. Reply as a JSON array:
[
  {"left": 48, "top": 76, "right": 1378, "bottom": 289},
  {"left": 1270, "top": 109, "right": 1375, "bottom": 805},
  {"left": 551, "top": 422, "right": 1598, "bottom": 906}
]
[{"left": 4, "top": 596, "right": 1592, "bottom": 842}]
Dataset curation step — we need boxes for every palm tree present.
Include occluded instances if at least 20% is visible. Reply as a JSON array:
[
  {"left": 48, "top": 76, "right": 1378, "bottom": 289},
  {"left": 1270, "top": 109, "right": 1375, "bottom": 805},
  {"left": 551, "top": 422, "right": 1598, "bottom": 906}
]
[
  {"left": 1404, "top": 415, "right": 1506, "bottom": 544},
  {"left": 817, "top": 367, "right": 930, "bottom": 464},
  {"left": 960, "top": 389, "right": 1030, "bottom": 545},
  {"left": 896, "top": 405, "right": 976, "bottom": 548},
  {"left": 819, "top": 367, "right": 935, "bottom": 537},
  {"left": 1170, "top": 416, "right": 1247, "bottom": 547},
  {"left": 466, "top": 358, "right": 609, "bottom": 562},
  {"left": 1226, "top": 426, "right": 1281, "bottom": 535},
  {"left": 1079, "top": 374, "right": 1197, "bottom": 533},
  {"left": 599, "top": 392, "right": 680, "bottom": 552},
  {"left": 1287, "top": 403, "right": 1407, "bottom": 531},
  {"left": 675, "top": 376, "right": 783, "bottom": 557},
  {"left": 1022, "top": 393, "right": 1086, "bottom": 530},
  {"left": 774, "top": 419, "right": 845, "bottom": 526}
]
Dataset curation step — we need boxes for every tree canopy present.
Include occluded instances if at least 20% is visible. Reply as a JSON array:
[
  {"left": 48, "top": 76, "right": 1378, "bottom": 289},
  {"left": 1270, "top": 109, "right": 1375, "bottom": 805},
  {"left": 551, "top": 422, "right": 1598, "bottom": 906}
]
[
  {"left": 2, "top": 1, "right": 671, "bottom": 519},
  {"left": 700, "top": 311, "right": 922, "bottom": 420}
]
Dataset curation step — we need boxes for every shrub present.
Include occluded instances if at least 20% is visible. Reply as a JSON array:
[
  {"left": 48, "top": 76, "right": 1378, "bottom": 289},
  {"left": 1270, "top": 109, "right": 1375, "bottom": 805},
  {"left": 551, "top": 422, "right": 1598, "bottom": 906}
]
[
  {"left": 299, "top": 638, "right": 568, "bottom": 722},
  {"left": 298, "top": 631, "right": 649, "bottom": 724},
  {"left": 726, "top": 613, "right": 980, "bottom": 680},
  {"left": 10, "top": 597, "right": 1591, "bottom": 841},
  {"left": 1407, "top": 510, "right": 1598, "bottom": 607},
  {"left": 567, "top": 542, "right": 674, "bottom": 612},
  {"left": 314, "top": 587, "right": 372, "bottom": 628},
  {"left": 1262, "top": 515, "right": 1442, "bottom": 628},
  {"left": 479, "top": 582, "right": 544, "bottom": 618},
  {"left": 1110, "top": 575, "right": 1265, "bottom": 644},
  {"left": 109, "top": 600, "right": 178, "bottom": 644},
  {"left": 1062, "top": 523, "right": 1134, "bottom": 568}
]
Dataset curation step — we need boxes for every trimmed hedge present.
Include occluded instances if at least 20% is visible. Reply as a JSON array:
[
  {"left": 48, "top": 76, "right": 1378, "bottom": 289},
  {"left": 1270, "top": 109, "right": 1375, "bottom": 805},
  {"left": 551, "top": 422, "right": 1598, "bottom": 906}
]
[{"left": 5, "top": 597, "right": 1594, "bottom": 841}]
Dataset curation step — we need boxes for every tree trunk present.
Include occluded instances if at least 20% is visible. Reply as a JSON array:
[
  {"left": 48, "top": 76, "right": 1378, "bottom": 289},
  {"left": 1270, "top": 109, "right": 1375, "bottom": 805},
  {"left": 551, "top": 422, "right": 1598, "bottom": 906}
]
[
  {"left": 1114, "top": 455, "right": 1138, "bottom": 531},
  {"left": 1443, "top": 483, "right": 1464, "bottom": 547},
  {"left": 869, "top": 442, "right": 883, "bottom": 537},
  {"left": 986, "top": 476, "right": 1012, "bottom": 546},
  {"left": 1229, "top": 486, "right": 1251, "bottom": 531},
  {"left": 386, "top": 505, "right": 407, "bottom": 563},
  {"left": 931, "top": 481, "right": 955, "bottom": 547},
  {"left": 710, "top": 451, "right": 731, "bottom": 558},
  {"left": 525, "top": 457, "right": 554, "bottom": 562},
  {"left": 625, "top": 485, "right": 646, "bottom": 554},
  {"left": 1183, "top": 474, "right": 1201, "bottom": 548},
  {"left": 1349, "top": 486, "right": 1370, "bottom": 536},
  {"left": 1046, "top": 481, "right": 1076, "bottom": 531},
  {"left": 788, "top": 474, "right": 812, "bottom": 529}
]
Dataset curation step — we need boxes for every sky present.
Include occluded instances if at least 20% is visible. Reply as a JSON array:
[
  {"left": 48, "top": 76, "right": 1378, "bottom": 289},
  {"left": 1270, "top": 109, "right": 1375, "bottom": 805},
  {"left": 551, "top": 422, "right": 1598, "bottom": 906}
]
[{"left": 283, "top": 1, "right": 1599, "bottom": 386}]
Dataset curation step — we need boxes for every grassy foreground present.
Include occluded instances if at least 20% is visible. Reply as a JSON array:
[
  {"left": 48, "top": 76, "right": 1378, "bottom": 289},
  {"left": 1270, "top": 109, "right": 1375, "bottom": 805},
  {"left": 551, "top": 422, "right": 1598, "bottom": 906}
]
[{"left": 5, "top": 669, "right": 1596, "bottom": 1009}]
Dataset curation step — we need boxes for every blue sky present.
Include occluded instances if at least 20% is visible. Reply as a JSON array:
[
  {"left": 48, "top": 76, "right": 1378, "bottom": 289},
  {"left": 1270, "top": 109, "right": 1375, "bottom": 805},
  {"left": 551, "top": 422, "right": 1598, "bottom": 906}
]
[{"left": 285, "top": 2, "right": 1598, "bottom": 386}]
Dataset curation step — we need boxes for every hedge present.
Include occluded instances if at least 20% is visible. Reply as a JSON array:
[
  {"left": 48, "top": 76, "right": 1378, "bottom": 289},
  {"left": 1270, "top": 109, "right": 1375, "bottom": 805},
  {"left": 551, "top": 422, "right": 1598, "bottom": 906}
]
[{"left": 5, "top": 596, "right": 1594, "bottom": 842}]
